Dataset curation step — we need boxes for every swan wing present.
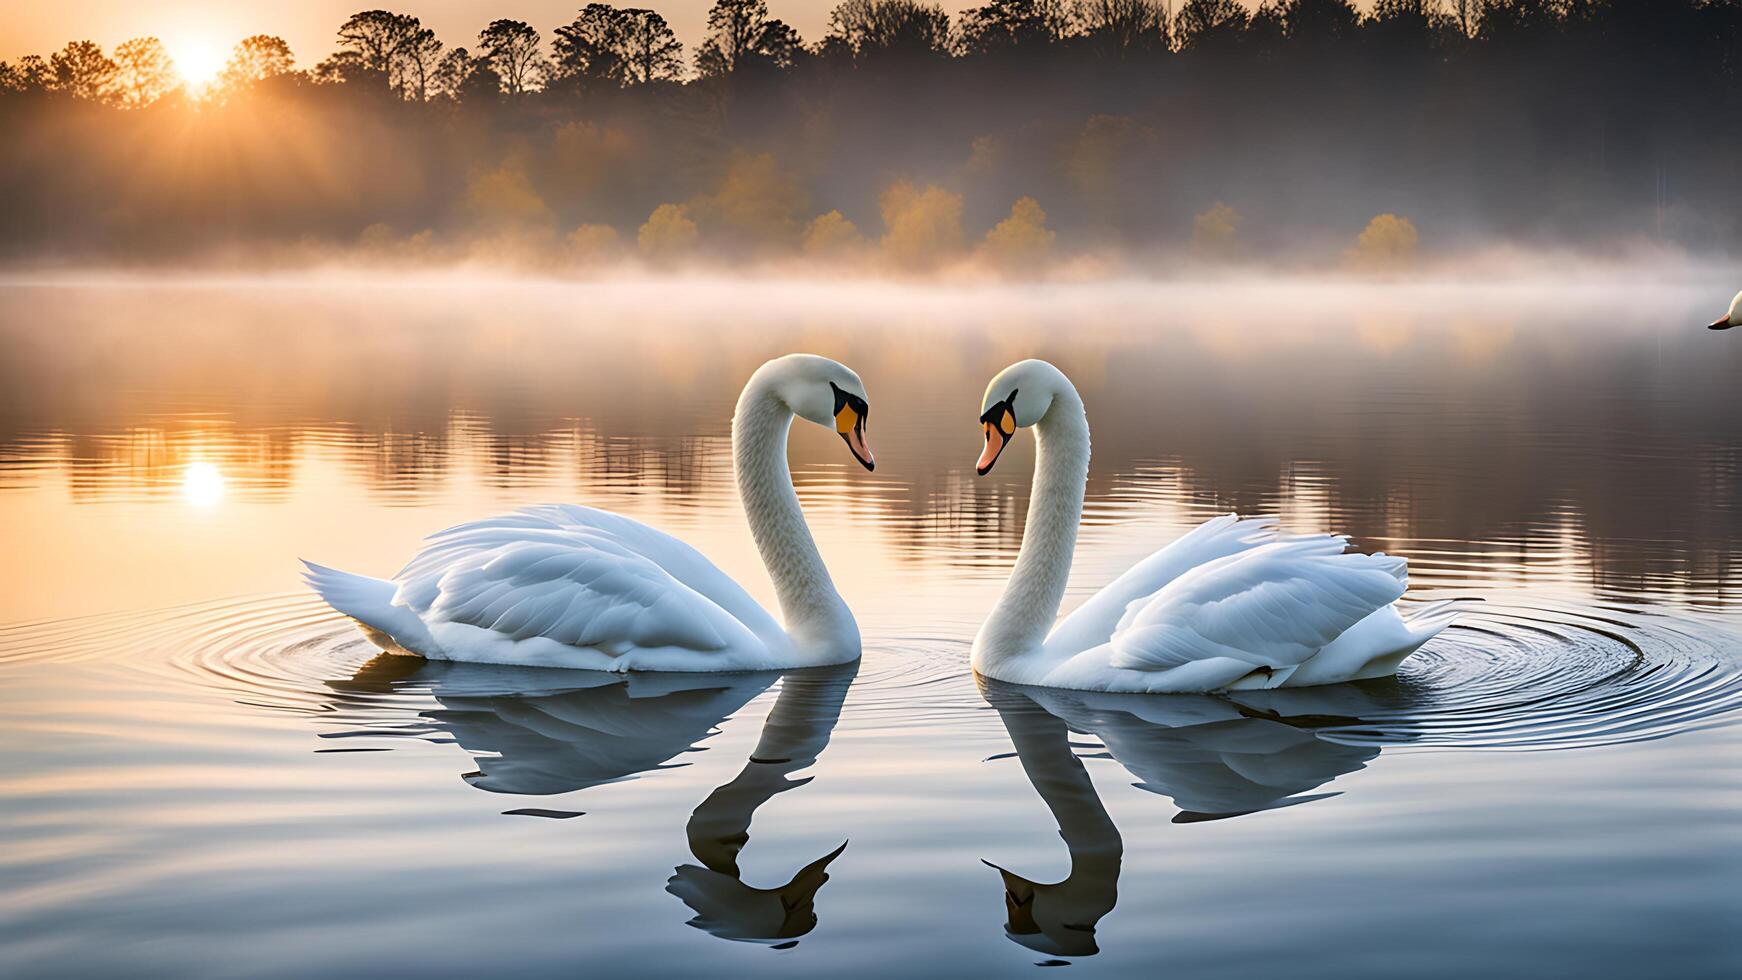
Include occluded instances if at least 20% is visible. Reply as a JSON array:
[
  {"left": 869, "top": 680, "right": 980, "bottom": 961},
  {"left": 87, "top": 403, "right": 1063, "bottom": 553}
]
[
  {"left": 1107, "top": 538, "right": 1407, "bottom": 675},
  {"left": 393, "top": 505, "right": 781, "bottom": 657},
  {"left": 1044, "top": 514, "right": 1306, "bottom": 656}
]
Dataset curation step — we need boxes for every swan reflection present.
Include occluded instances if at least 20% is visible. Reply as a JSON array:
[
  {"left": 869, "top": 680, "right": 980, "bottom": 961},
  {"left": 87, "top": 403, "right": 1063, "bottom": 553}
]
[
  {"left": 323, "top": 655, "right": 855, "bottom": 945},
  {"left": 326, "top": 655, "right": 785, "bottom": 793},
  {"left": 980, "top": 678, "right": 1400, "bottom": 957},
  {"left": 667, "top": 662, "right": 856, "bottom": 944}
]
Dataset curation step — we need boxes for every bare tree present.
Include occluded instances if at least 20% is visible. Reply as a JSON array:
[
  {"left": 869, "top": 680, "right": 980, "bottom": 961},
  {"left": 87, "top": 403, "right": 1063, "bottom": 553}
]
[{"left": 477, "top": 20, "right": 545, "bottom": 94}]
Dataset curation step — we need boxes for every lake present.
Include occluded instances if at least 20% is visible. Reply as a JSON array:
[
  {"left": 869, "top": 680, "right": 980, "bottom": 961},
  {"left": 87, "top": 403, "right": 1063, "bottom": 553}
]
[{"left": 2, "top": 275, "right": 1740, "bottom": 977}]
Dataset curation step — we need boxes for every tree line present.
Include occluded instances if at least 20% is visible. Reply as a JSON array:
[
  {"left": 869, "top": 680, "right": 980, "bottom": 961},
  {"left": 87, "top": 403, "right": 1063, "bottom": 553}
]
[{"left": 2, "top": 0, "right": 1739, "bottom": 268}]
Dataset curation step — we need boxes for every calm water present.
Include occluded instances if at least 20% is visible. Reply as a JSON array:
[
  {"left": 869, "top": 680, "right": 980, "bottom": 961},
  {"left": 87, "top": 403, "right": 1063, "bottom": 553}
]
[{"left": 2, "top": 277, "right": 1741, "bottom": 978}]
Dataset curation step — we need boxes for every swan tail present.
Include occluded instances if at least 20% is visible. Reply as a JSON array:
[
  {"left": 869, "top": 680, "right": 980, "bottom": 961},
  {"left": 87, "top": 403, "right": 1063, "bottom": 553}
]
[
  {"left": 300, "top": 560, "right": 435, "bottom": 657},
  {"left": 1403, "top": 599, "right": 1462, "bottom": 639},
  {"left": 1336, "top": 599, "right": 1465, "bottom": 682}
]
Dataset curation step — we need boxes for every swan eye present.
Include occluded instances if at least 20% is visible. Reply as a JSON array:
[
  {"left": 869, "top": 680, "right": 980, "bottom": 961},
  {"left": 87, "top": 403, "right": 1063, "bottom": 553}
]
[
  {"left": 979, "top": 387, "right": 1020, "bottom": 431},
  {"left": 829, "top": 382, "right": 868, "bottom": 433}
]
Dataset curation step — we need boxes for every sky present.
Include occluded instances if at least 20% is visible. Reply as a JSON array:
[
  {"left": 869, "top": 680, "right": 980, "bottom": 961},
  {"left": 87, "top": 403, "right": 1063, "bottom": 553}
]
[
  {"left": 1, "top": 2, "right": 971, "bottom": 73},
  {"left": 1, "top": 2, "right": 1290, "bottom": 78}
]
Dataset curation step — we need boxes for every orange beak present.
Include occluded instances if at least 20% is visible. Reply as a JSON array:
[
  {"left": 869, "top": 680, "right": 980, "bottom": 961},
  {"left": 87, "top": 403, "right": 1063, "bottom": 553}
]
[
  {"left": 977, "top": 421, "right": 1004, "bottom": 474},
  {"left": 977, "top": 405, "right": 1015, "bottom": 475},
  {"left": 835, "top": 404, "right": 874, "bottom": 471}
]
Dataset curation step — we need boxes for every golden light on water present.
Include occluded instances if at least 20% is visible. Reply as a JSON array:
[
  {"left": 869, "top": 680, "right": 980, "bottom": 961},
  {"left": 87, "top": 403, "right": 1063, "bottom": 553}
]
[{"left": 182, "top": 460, "right": 225, "bottom": 506}]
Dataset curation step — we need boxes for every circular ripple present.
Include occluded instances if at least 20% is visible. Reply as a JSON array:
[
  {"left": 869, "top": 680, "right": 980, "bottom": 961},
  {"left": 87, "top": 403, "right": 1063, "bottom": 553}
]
[
  {"left": 1235, "top": 595, "right": 1742, "bottom": 750},
  {"left": 2, "top": 592, "right": 1740, "bottom": 752},
  {"left": 0, "top": 593, "right": 375, "bottom": 711}
]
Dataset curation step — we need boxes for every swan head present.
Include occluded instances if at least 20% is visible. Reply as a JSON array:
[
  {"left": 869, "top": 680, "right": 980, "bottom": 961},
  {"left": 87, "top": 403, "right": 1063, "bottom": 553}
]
[
  {"left": 1708, "top": 290, "right": 1742, "bottom": 330},
  {"left": 984, "top": 860, "right": 1104, "bottom": 957},
  {"left": 976, "top": 359, "right": 1069, "bottom": 475},
  {"left": 758, "top": 354, "right": 875, "bottom": 471}
]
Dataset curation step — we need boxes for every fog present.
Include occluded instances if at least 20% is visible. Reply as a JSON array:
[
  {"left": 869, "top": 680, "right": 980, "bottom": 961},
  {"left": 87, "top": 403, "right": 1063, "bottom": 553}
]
[{"left": 2, "top": 0, "right": 1739, "bottom": 277}]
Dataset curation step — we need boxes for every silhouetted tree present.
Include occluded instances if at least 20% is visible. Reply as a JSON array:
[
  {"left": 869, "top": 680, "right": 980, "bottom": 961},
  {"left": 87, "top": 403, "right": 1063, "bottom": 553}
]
[
  {"left": 0, "top": 56, "right": 53, "bottom": 94},
  {"left": 477, "top": 19, "right": 545, "bottom": 93},
  {"left": 1478, "top": 0, "right": 1567, "bottom": 41},
  {"left": 4, "top": 0, "right": 1742, "bottom": 264},
  {"left": 547, "top": 5, "right": 680, "bottom": 88},
  {"left": 617, "top": 9, "right": 684, "bottom": 83},
  {"left": 1366, "top": 1, "right": 1456, "bottom": 53},
  {"left": 1175, "top": 0, "right": 1249, "bottom": 50},
  {"left": 695, "top": 0, "right": 804, "bottom": 76},
  {"left": 110, "top": 38, "right": 178, "bottom": 107},
  {"left": 958, "top": 0, "right": 1073, "bottom": 55},
  {"left": 433, "top": 47, "right": 476, "bottom": 100},
  {"left": 313, "top": 49, "right": 377, "bottom": 86},
  {"left": 1074, "top": 0, "right": 1172, "bottom": 58},
  {"left": 335, "top": 9, "right": 440, "bottom": 98},
  {"left": 219, "top": 35, "right": 295, "bottom": 94},
  {"left": 48, "top": 41, "right": 117, "bottom": 101},
  {"left": 826, "top": 1, "right": 954, "bottom": 60},
  {"left": 335, "top": 10, "right": 414, "bottom": 74},
  {"left": 1277, "top": 0, "right": 1362, "bottom": 42},
  {"left": 552, "top": 4, "right": 630, "bottom": 89},
  {"left": 1451, "top": 0, "right": 1484, "bottom": 36},
  {"left": 398, "top": 25, "right": 444, "bottom": 100}
]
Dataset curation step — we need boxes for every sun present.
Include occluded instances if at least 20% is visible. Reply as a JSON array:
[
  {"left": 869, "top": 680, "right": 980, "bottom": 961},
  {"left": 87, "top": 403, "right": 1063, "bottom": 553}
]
[{"left": 163, "top": 35, "right": 228, "bottom": 90}]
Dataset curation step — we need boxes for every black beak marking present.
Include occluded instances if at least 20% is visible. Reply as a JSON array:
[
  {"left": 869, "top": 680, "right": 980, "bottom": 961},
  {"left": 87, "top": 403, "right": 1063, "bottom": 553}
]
[
  {"left": 977, "top": 387, "right": 1019, "bottom": 475},
  {"left": 830, "top": 381, "right": 874, "bottom": 472}
]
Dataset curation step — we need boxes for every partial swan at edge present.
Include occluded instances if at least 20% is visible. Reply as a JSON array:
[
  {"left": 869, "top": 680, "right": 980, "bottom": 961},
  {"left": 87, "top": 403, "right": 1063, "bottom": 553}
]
[
  {"left": 1706, "top": 290, "right": 1742, "bottom": 330},
  {"left": 302, "top": 354, "right": 875, "bottom": 672}
]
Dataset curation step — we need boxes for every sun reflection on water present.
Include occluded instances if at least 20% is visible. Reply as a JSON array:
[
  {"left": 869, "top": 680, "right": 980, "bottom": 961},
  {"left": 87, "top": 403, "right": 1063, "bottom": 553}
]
[{"left": 181, "top": 461, "right": 224, "bottom": 506}]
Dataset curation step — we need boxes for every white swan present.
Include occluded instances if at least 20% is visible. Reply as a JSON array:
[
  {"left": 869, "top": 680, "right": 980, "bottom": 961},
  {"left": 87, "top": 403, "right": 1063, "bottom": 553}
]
[
  {"left": 1707, "top": 290, "right": 1742, "bottom": 330},
  {"left": 970, "top": 359, "right": 1455, "bottom": 693},
  {"left": 303, "top": 354, "right": 875, "bottom": 672}
]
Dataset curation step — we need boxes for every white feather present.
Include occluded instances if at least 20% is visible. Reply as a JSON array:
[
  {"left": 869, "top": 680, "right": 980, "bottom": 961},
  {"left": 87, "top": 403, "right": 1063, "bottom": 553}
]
[
  {"left": 303, "top": 355, "right": 868, "bottom": 672},
  {"left": 973, "top": 359, "right": 1456, "bottom": 694},
  {"left": 1107, "top": 540, "right": 1408, "bottom": 673}
]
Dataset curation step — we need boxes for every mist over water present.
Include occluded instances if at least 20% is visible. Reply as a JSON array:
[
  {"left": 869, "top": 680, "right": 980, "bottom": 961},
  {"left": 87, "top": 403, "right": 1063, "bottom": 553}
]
[{"left": 6, "top": 0, "right": 1742, "bottom": 273}]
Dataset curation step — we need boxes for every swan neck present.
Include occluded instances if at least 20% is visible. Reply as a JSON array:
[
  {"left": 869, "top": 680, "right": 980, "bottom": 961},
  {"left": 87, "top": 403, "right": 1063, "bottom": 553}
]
[
  {"left": 733, "top": 382, "right": 856, "bottom": 654},
  {"left": 975, "top": 386, "right": 1089, "bottom": 667}
]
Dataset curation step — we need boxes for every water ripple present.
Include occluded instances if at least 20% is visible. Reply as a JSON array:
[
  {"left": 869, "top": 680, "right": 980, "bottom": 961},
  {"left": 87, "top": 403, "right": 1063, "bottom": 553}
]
[
  {"left": 1236, "top": 595, "right": 1742, "bottom": 750},
  {"left": 1, "top": 592, "right": 1739, "bottom": 752}
]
